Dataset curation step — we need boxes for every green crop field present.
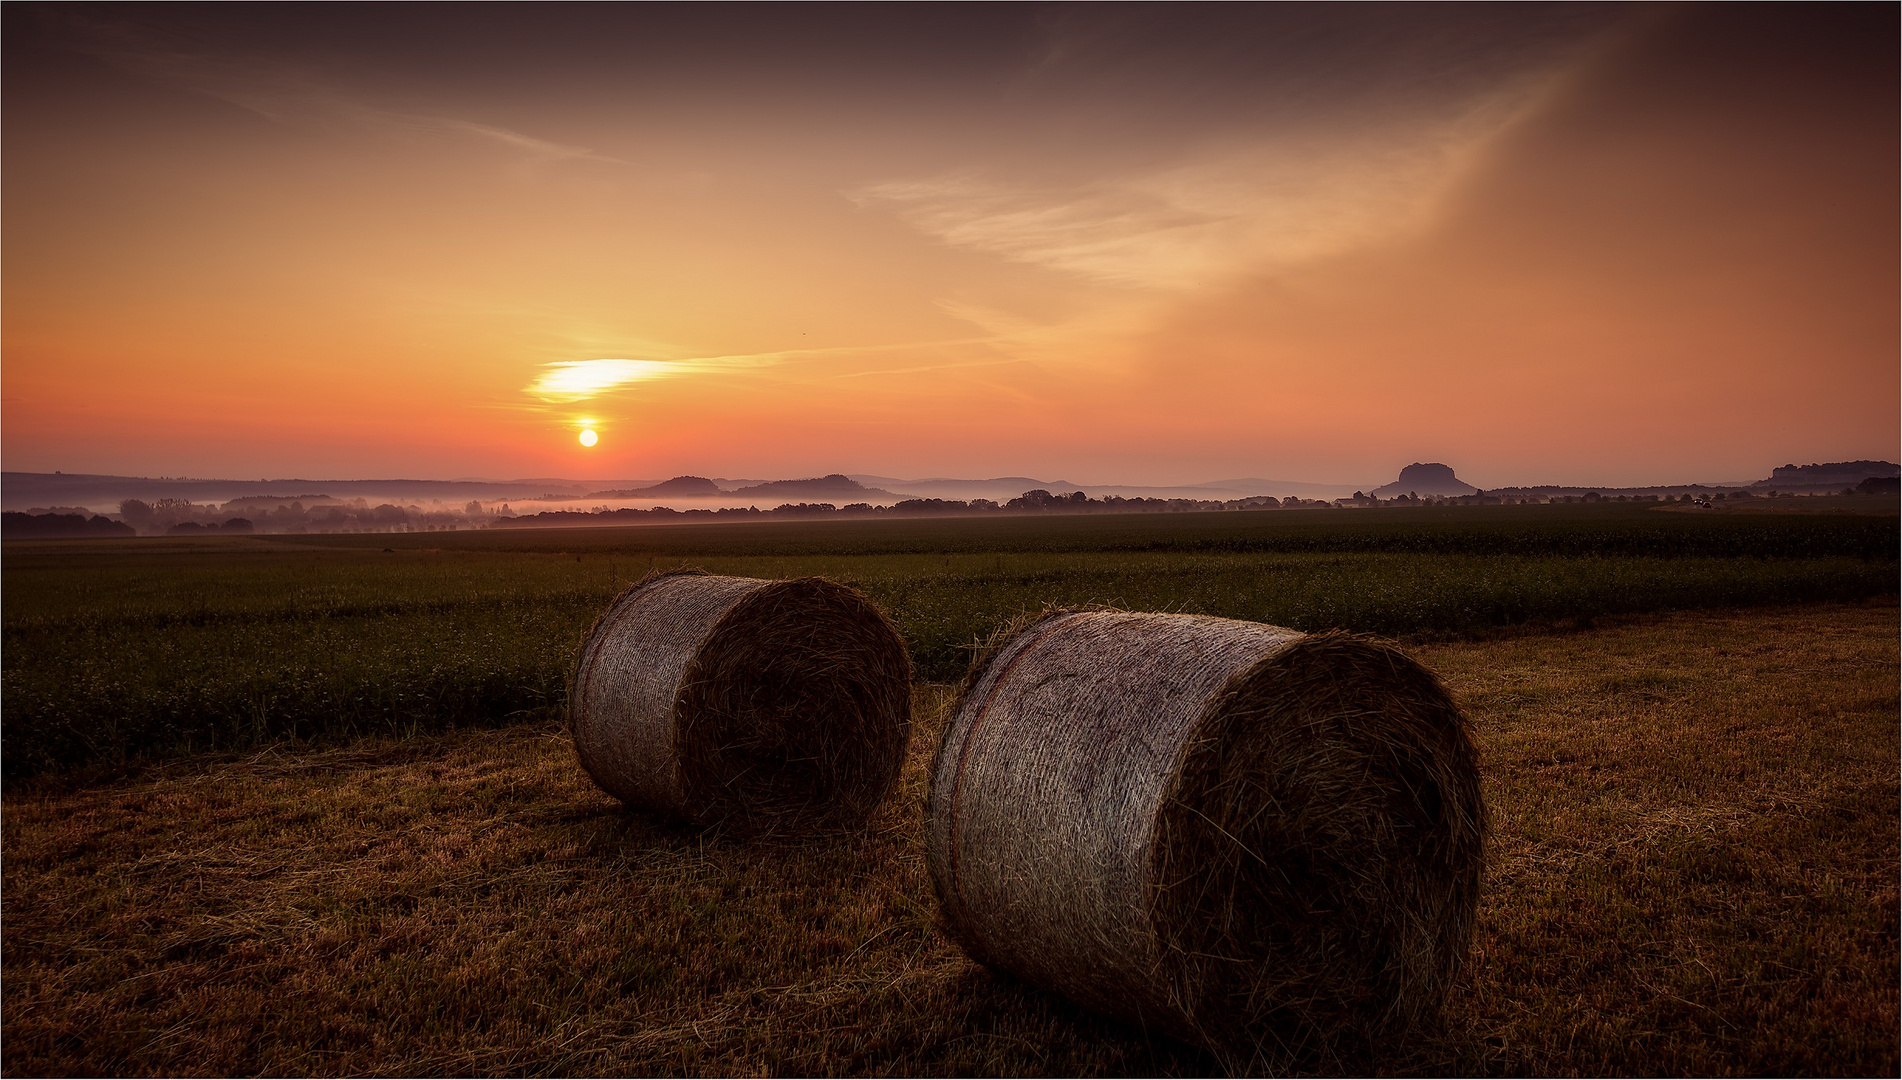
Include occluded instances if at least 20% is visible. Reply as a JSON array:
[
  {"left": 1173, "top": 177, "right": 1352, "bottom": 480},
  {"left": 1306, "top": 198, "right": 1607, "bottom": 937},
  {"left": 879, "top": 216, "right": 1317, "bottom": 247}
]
[
  {"left": 2, "top": 501, "right": 1896, "bottom": 1075},
  {"left": 4, "top": 501, "right": 1895, "bottom": 779}
]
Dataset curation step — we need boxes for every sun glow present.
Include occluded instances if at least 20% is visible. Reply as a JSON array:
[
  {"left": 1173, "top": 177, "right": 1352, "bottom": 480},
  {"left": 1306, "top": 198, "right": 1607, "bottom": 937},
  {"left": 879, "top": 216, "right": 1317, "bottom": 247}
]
[{"left": 578, "top": 428, "right": 598, "bottom": 447}]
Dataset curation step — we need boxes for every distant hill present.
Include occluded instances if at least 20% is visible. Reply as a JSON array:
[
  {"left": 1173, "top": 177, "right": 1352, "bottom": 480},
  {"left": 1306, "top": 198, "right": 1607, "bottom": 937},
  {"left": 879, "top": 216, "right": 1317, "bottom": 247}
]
[
  {"left": 1754, "top": 461, "right": 1899, "bottom": 489},
  {"left": 587, "top": 475, "right": 724, "bottom": 499},
  {"left": 1371, "top": 462, "right": 1479, "bottom": 498},
  {"left": 728, "top": 474, "right": 913, "bottom": 502}
]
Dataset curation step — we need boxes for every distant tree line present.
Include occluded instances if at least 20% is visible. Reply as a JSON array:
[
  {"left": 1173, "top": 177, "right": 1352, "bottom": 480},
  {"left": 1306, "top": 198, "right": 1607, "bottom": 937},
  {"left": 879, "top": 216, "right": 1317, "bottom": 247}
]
[
  {"left": 486, "top": 484, "right": 1900, "bottom": 530},
  {"left": 491, "top": 490, "right": 1353, "bottom": 529},
  {"left": 111, "top": 497, "right": 509, "bottom": 536},
  {"left": 10, "top": 480, "right": 1884, "bottom": 540},
  {"left": 1, "top": 512, "right": 135, "bottom": 539}
]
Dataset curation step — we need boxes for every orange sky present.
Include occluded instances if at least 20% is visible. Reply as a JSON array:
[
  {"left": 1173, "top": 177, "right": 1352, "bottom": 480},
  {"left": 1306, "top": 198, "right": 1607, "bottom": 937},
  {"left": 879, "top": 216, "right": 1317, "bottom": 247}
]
[{"left": 4, "top": 3, "right": 1895, "bottom": 488}]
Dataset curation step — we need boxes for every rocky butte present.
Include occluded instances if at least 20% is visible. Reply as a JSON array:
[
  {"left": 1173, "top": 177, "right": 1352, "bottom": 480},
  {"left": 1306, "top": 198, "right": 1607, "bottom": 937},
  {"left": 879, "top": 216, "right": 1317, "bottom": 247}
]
[
  {"left": 588, "top": 476, "right": 724, "bottom": 499},
  {"left": 1370, "top": 463, "right": 1479, "bottom": 499}
]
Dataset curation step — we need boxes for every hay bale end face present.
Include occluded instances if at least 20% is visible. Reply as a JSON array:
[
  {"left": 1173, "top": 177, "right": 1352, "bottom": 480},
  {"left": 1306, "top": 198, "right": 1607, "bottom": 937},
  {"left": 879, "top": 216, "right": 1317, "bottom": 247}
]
[
  {"left": 928, "top": 610, "right": 1486, "bottom": 1063},
  {"left": 571, "top": 571, "right": 911, "bottom": 833}
]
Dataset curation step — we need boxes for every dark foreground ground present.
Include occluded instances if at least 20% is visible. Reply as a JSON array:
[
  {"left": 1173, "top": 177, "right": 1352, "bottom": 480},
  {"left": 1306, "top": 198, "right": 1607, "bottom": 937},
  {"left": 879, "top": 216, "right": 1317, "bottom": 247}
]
[{"left": 4, "top": 601, "right": 1896, "bottom": 1076}]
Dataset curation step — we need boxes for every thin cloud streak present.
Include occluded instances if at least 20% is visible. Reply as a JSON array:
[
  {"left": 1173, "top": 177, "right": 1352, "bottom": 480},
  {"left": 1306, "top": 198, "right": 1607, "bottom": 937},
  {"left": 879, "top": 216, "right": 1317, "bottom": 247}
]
[
  {"left": 524, "top": 359, "right": 689, "bottom": 403},
  {"left": 522, "top": 336, "right": 1004, "bottom": 404},
  {"left": 425, "top": 119, "right": 612, "bottom": 162},
  {"left": 47, "top": 11, "right": 620, "bottom": 163},
  {"left": 854, "top": 59, "right": 1583, "bottom": 291},
  {"left": 832, "top": 357, "right": 1025, "bottom": 380}
]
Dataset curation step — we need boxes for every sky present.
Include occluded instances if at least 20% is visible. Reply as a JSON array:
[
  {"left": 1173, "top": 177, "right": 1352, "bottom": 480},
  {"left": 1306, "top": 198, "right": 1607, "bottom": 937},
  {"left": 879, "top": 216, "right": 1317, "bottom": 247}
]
[{"left": 4, "top": 2, "right": 1895, "bottom": 488}]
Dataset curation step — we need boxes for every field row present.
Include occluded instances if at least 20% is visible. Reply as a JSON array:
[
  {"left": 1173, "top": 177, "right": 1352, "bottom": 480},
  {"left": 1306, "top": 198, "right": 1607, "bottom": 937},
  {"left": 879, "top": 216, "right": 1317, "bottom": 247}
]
[{"left": 5, "top": 524, "right": 1896, "bottom": 778}]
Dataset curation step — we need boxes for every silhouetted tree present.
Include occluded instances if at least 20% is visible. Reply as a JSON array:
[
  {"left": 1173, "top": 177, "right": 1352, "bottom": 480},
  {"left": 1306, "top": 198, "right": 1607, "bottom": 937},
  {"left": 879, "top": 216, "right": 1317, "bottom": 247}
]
[{"left": 119, "top": 499, "right": 155, "bottom": 531}]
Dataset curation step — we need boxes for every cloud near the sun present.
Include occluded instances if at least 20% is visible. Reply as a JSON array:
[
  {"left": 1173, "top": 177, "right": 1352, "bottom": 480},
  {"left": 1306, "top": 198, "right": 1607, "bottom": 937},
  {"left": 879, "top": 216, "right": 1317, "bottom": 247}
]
[
  {"left": 524, "top": 359, "right": 691, "bottom": 403},
  {"left": 522, "top": 338, "right": 1016, "bottom": 405}
]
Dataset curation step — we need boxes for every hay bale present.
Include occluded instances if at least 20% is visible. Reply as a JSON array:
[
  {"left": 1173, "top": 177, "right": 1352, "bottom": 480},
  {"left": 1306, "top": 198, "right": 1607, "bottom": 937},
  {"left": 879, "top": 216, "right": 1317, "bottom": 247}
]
[
  {"left": 570, "top": 570, "right": 910, "bottom": 833},
  {"left": 927, "top": 610, "right": 1485, "bottom": 1064}
]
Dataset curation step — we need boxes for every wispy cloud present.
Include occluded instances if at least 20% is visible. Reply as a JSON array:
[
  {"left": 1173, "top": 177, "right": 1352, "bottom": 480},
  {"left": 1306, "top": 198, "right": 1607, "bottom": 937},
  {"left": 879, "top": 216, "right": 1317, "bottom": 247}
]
[
  {"left": 522, "top": 337, "right": 1002, "bottom": 403},
  {"left": 47, "top": 12, "right": 619, "bottom": 163},
  {"left": 426, "top": 119, "right": 609, "bottom": 162},
  {"left": 856, "top": 140, "right": 1473, "bottom": 290},
  {"left": 524, "top": 359, "right": 690, "bottom": 403},
  {"left": 853, "top": 69, "right": 1576, "bottom": 291},
  {"left": 855, "top": 176, "right": 1230, "bottom": 289},
  {"left": 832, "top": 357, "right": 1025, "bottom": 380}
]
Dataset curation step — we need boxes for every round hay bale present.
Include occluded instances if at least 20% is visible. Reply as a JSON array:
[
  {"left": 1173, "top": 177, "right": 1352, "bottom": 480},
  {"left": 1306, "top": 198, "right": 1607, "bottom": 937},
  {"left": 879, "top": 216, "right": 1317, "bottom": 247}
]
[
  {"left": 570, "top": 570, "right": 910, "bottom": 833},
  {"left": 927, "top": 610, "right": 1485, "bottom": 1064}
]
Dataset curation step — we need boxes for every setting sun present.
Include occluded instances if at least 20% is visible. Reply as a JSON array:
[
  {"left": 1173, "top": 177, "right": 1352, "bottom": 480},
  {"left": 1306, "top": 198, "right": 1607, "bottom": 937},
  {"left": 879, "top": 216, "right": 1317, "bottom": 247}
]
[{"left": 578, "top": 429, "right": 598, "bottom": 448}]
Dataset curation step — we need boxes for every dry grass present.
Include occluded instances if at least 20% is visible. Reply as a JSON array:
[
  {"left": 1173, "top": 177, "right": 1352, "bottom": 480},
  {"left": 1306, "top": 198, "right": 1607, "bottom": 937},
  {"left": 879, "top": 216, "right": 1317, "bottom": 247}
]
[
  {"left": 3, "top": 601, "right": 1895, "bottom": 1076},
  {"left": 1418, "top": 599, "right": 1899, "bottom": 1076}
]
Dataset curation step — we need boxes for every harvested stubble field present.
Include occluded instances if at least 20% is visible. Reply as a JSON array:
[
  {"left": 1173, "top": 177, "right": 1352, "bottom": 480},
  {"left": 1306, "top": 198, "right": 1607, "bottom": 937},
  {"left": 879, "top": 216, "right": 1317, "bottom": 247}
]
[{"left": 3, "top": 502, "right": 1897, "bottom": 1074}]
